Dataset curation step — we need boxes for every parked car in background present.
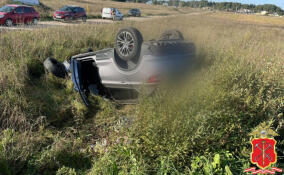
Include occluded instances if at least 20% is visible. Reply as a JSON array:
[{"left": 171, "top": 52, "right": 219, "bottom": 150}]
[
  {"left": 53, "top": 6, "right": 87, "bottom": 22},
  {"left": 128, "top": 8, "right": 141, "bottom": 17},
  {"left": 101, "top": 8, "right": 123, "bottom": 20},
  {"left": 0, "top": 4, "right": 40, "bottom": 26}
]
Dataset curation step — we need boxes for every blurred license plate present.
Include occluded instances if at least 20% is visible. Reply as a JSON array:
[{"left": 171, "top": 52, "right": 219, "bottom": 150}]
[{"left": 56, "top": 15, "right": 61, "bottom": 18}]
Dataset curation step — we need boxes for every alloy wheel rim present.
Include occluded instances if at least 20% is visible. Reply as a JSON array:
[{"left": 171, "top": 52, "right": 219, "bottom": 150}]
[
  {"left": 6, "top": 20, "right": 12, "bottom": 26},
  {"left": 117, "top": 31, "right": 135, "bottom": 57}
]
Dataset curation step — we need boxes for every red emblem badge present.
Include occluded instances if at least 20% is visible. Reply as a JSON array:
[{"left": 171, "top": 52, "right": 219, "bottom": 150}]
[
  {"left": 251, "top": 138, "right": 277, "bottom": 169},
  {"left": 244, "top": 126, "right": 282, "bottom": 174}
]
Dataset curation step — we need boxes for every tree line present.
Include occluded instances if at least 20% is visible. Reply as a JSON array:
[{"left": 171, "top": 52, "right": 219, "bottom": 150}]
[
  {"left": 113, "top": 0, "right": 284, "bottom": 15},
  {"left": 180, "top": 1, "right": 284, "bottom": 15}
]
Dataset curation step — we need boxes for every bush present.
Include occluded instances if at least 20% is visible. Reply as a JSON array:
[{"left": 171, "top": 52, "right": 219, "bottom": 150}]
[{"left": 56, "top": 166, "right": 77, "bottom": 175}]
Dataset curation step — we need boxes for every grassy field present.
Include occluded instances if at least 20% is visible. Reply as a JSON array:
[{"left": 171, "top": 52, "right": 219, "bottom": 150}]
[
  {"left": 0, "top": 10, "right": 283, "bottom": 175},
  {"left": 209, "top": 11, "right": 284, "bottom": 28}
]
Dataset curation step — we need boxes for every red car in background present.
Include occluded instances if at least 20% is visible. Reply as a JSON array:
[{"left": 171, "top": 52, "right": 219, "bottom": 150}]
[
  {"left": 0, "top": 4, "right": 40, "bottom": 26},
  {"left": 53, "top": 6, "right": 87, "bottom": 22}
]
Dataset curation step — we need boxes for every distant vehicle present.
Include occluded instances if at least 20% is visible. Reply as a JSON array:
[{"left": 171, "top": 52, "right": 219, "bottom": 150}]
[
  {"left": 146, "top": 1, "right": 153, "bottom": 5},
  {"left": 128, "top": 8, "right": 141, "bottom": 17},
  {"left": 101, "top": 8, "right": 123, "bottom": 20},
  {"left": 53, "top": 6, "right": 87, "bottom": 22},
  {"left": 44, "top": 28, "right": 195, "bottom": 105},
  {"left": 0, "top": 4, "right": 40, "bottom": 26}
]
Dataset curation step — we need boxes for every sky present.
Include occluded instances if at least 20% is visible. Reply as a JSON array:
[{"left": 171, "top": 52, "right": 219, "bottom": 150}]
[{"left": 208, "top": 0, "right": 284, "bottom": 9}]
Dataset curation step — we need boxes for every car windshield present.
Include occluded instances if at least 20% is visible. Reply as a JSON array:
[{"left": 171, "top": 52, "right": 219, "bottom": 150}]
[
  {"left": 59, "top": 6, "right": 71, "bottom": 12},
  {"left": 0, "top": 6, "right": 16, "bottom": 13}
]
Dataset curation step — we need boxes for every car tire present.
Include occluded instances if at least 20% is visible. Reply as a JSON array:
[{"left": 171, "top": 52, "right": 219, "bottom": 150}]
[
  {"left": 115, "top": 27, "right": 143, "bottom": 61},
  {"left": 32, "top": 18, "right": 38, "bottom": 25},
  {"left": 5, "top": 19, "right": 13, "bottom": 27},
  {"left": 43, "top": 57, "right": 67, "bottom": 78},
  {"left": 82, "top": 16, "right": 87, "bottom": 22},
  {"left": 160, "top": 30, "right": 184, "bottom": 40}
]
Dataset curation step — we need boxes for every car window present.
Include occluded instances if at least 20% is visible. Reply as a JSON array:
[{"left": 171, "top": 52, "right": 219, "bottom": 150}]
[
  {"left": 80, "top": 8, "right": 85, "bottom": 12},
  {"left": 103, "top": 8, "right": 112, "bottom": 14},
  {"left": 30, "top": 7, "right": 36, "bottom": 12},
  {"left": 15, "top": 7, "right": 23, "bottom": 13},
  {"left": 72, "top": 7, "right": 78, "bottom": 13},
  {"left": 0, "top": 5, "right": 16, "bottom": 13},
  {"left": 24, "top": 7, "right": 32, "bottom": 13},
  {"left": 59, "top": 6, "right": 71, "bottom": 12}
]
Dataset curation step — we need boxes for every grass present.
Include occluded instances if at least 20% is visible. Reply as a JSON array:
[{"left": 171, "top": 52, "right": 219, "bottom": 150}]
[
  {"left": 0, "top": 11, "right": 283, "bottom": 174},
  {"left": 209, "top": 11, "right": 284, "bottom": 28}
]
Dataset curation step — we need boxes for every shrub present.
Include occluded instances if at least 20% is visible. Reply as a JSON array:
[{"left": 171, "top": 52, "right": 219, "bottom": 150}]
[{"left": 56, "top": 166, "right": 77, "bottom": 175}]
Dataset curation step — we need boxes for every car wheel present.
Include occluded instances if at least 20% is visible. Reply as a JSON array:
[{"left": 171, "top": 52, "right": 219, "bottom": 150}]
[
  {"left": 115, "top": 27, "right": 143, "bottom": 62},
  {"left": 5, "top": 19, "right": 13, "bottom": 27},
  {"left": 82, "top": 16, "right": 87, "bottom": 22},
  {"left": 43, "top": 57, "right": 67, "bottom": 78},
  {"left": 32, "top": 18, "right": 38, "bottom": 25},
  {"left": 160, "top": 30, "right": 184, "bottom": 40}
]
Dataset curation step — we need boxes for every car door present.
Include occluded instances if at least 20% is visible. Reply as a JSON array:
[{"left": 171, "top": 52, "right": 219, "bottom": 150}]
[
  {"left": 72, "top": 7, "right": 79, "bottom": 19},
  {"left": 115, "top": 9, "right": 122, "bottom": 19},
  {"left": 23, "top": 7, "right": 31, "bottom": 23},
  {"left": 13, "top": 7, "right": 24, "bottom": 24},
  {"left": 70, "top": 58, "right": 90, "bottom": 106},
  {"left": 78, "top": 8, "right": 84, "bottom": 18}
]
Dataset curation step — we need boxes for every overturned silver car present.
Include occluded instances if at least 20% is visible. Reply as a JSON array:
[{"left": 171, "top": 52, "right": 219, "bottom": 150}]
[{"left": 44, "top": 27, "right": 195, "bottom": 105}]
